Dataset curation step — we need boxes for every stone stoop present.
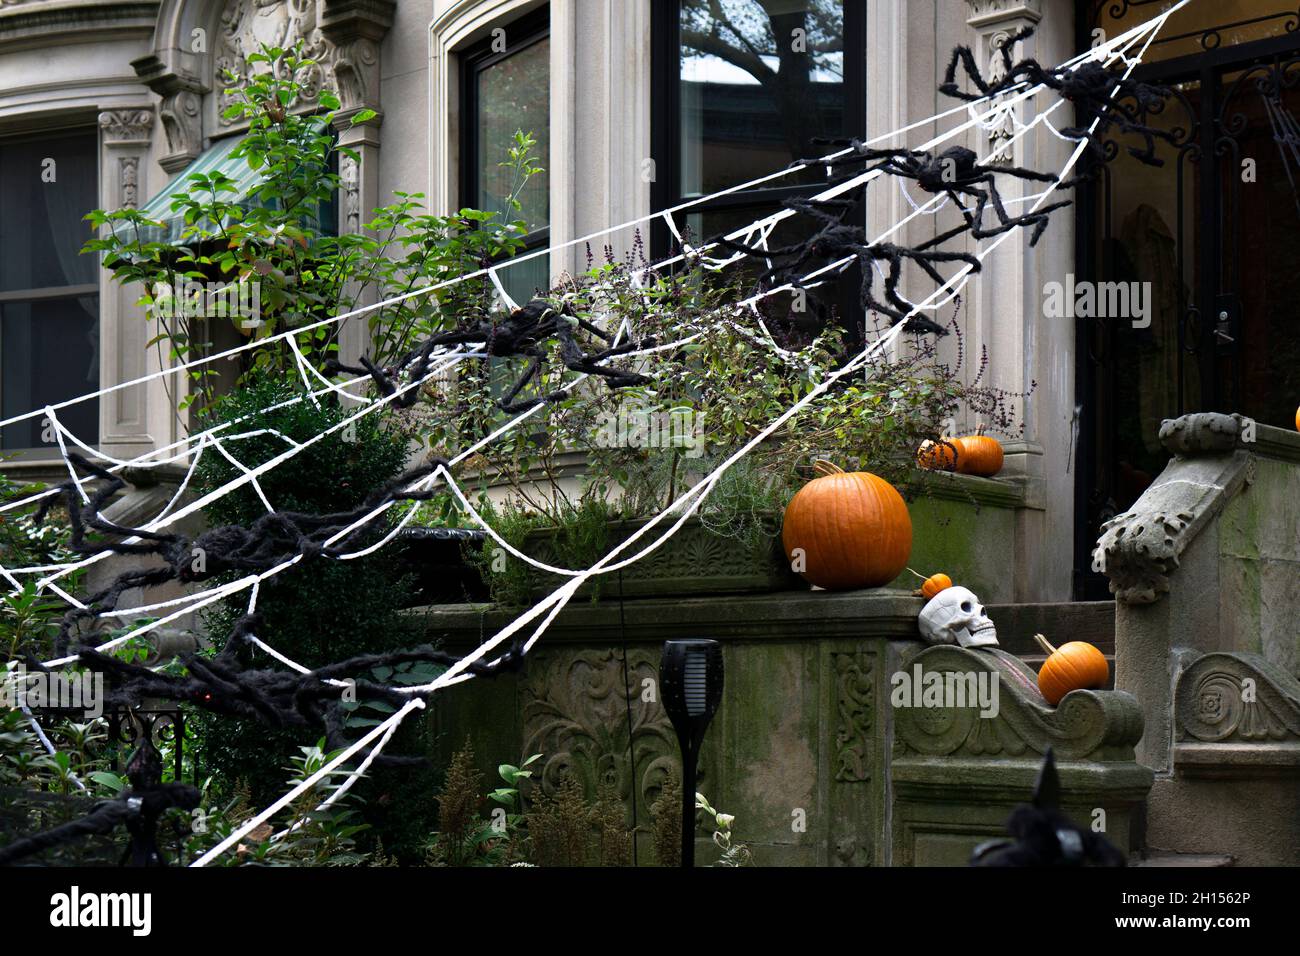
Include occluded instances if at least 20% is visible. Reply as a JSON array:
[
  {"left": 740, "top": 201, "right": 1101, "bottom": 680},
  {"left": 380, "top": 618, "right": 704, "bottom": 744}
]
[{"left": 425, "top": 589, "right": 1151, "bottom": 866}]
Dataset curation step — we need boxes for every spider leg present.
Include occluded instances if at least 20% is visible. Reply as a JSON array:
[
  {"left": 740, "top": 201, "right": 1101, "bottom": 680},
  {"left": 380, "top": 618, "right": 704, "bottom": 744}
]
[
  {"left": 496, "top": 354, "right": 544, "bottom": 411},
  {"left": 953, "top": 174, "right": 1073, "bottom": 247},
  {"left": 940, "top": 44, "right": 994, "bottom": 101}
]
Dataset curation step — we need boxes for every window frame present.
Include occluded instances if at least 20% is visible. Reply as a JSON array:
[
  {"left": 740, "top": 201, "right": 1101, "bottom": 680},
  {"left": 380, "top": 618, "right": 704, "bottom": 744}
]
[
  {"left": 649, "top": 0, "right": 867, "bottom": 259},
  {"left": 458, "top": 5, "right": 552, "bottom": 257},
  {"left": 0, "top": 124, "right": 101, "bottom": 453}
]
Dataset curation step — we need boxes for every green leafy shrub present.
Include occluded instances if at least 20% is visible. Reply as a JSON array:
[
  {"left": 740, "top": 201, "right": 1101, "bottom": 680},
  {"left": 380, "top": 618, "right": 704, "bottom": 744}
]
[{"left": 187, "top": 376, "right": 438, "bottom": 862}]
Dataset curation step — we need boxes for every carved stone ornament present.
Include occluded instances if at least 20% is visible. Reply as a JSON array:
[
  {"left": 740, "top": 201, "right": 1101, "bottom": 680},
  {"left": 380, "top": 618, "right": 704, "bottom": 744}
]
[
  {"left": 340, "top": 153, "right": 360, "bottom": 233},
  {"left": 158, "top": 89, "right": 204, "bottom": 173},
  {"left": 1159, "top": 412, "right": 1248, "bottom": 458},
  {"left": 1176, "top": 652, "right": 1300, "bottom": 745},
  {"left": 521, "top": 648, "right": 683, "bottom": 824},
  {"left": 98, "top": 109, "right": 154, "bottom": 145},
  {"left": 1094, "top": 413, "right": 1254, "bottom": 604},
  {"left": 215, "top": 0, "right": 386, "bottom": 125},
  {"left": 832, "top": 650, "right": 874, "bottom": 782},
  {"left": 119, "top": 157, "right": 140, "bottom": 209},
  {"left": 892, "top": 645, "right": 1146, "bottom": 762},
  {"left": 963, "top": 0, "right": 1044, "bottom": 29}
]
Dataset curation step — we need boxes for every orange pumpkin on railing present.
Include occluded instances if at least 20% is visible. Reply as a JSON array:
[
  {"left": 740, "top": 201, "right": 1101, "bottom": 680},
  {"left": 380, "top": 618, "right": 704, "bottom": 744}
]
[
  {"left": 782, "top": 460, "right": 912, "bottom": 590},
  {"left": 953, "top": 425, "right": 1004, "bottom": 477},
  {"left": 1033, "top": 633, "right": 1109, "bottom": 705}
]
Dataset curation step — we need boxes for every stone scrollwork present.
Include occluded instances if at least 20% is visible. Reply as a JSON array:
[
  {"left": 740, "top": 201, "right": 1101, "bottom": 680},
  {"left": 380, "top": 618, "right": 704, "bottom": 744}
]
[
  {"left": 521, "top": 648, "right": 682, "bottom": 824},
  {"left": 1159, "top": 412, "right": 1249, "bottom": 458},
  {"left": 214, "top": 0, "right": 391, "bottom": 124},
  {"left": 135, "top": 1, "right": 392, "bottom": 170},
  {"left": 216, "top": 0, "right": 331, "bottom": 123},
  {"left": 1177, "top": 653, "right": 1300, "bottom": 744},
  {"left": 157, "top": 88, "right": 204, "bottom": 173},
  {"left": 1094, "top": 508, "right": 1195, "bottom": 604},
  {"left": 98, "top": 109, "right": 154, "bottom": 144},
  {"left": 832, "top": 650, "right": 874, "bottom": 782},
  {"left": 892, "top": 645, "right": 1145, "bottom": 762},
  {"left": 1094, "top": 412, "right": 1256, "bottom": 604}
]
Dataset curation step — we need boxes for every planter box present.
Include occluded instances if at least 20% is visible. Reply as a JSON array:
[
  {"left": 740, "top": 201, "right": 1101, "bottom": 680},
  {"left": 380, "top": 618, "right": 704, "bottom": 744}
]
[{"left": 522, "top": 515, "right": 801, "bottom": 600}]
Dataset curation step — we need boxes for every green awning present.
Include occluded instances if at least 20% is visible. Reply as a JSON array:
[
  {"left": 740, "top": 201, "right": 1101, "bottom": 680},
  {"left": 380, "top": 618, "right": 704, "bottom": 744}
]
[{"left": 116, "top": 133, "right": 336, "bottom": 244}]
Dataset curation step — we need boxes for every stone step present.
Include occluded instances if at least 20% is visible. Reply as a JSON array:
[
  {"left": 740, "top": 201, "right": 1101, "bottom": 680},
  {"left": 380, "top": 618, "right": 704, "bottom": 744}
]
[{"left": 988, "top": 601, "right": 1117, "bottom": 689}]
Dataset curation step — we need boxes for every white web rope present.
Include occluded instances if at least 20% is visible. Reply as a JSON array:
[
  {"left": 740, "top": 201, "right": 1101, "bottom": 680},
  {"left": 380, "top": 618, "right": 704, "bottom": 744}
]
[
  {"left": 188, "top": 2, "right": 1186, "bottom": 864},
  {"left": 0, "top": 1, "right": 1186, "bottom": 864}
]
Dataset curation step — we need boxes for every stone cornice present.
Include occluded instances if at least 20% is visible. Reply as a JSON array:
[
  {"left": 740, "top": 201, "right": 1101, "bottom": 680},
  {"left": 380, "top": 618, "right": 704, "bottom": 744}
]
[
  {"left": 0, "top": 1, "right": 158, "bottom": 50},
  {"left": 963, "top": 0, "right": 1043, "bottom": 30}
]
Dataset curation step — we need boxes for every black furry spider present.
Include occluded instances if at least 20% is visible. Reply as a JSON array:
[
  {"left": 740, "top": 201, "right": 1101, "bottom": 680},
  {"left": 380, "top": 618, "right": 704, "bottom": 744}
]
[
  {"left": 941, "top": 26, "right": 1176, "bottom": 167},
  {"left": 329, "top": 298, "right": 653, "bottom": 415},
  {"left": 804, "top": 141, "right": 1074, "bottom": 248},
  {"left": 719, "top": 193, "right": 978, "bottom": 336},
  {"left": 970, "top": 748, "right": 1126, "bottom": 867}
]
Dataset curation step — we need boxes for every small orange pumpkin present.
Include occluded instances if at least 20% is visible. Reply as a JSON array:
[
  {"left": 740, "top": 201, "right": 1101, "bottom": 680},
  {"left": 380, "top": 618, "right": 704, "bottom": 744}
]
[
  {"left": 782, "top": 460, "right": 912, "bottom": 590},
  {"left": 1294, "top": 404, "right": 1299, "bottom": 432},
  {"left": 920, "top": 572, "right": 953, "bottom": 598},
  {"left": 953, "top": 425, "right": 1004, "bottom": 477},
  {"left": 1033, "top": 633, "right": 1109, "bottom": 705},
  {"left": 916, "top": 439, "right": 958, "bottom": 471}
]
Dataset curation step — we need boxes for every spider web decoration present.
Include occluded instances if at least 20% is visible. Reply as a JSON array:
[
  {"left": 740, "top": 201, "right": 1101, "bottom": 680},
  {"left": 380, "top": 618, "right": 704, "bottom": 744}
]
[
  {"left": 0, "top": 0, "right": 1191, "bottom": 866},
  {"left": 1259, "top": 78, "right": 1300, "bottom": 223},
  {"left": 941, "top": 26, "right": 1179, "bottom": 167}
]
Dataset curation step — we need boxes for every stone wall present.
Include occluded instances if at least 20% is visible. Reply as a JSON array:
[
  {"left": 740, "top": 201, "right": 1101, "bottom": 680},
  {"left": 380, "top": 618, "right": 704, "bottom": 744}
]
[
  {"left": 425, "top": 588, "right": 1150, "bottom": 866},
  {"left": 1097, "top": 413, "right": 1300, "bottom": 865}
]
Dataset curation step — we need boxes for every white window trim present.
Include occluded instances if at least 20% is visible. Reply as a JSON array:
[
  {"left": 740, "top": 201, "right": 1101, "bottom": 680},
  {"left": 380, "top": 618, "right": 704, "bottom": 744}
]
[{"left": 428, "top": 0, "right": 548, "bottom": 219}]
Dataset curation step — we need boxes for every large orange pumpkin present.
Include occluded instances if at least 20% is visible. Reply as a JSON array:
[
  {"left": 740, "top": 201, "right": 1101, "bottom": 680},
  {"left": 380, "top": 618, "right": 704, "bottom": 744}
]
[
  {"left": 953, "top": 426, "right": 1004, "bottom": 477},
  {"left": 1033, "top": 633, "right": 1109, "bottom": 705},
  {"left": 1294, "top": 405, "right": 1299, "bottom": 432},
  {"left": 782, "top": 460, "right": 912, "bottom": 590}
]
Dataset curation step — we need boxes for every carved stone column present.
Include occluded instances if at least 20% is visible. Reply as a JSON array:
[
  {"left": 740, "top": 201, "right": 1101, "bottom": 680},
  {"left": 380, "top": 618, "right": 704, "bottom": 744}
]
[
  {"left": 323, "top": 0, "right": 393, "bottom": 365},
  {"left": 959, "top": 0, "right": 1077, "bottom": 602},
  {"left": 97, "top": 108, "right": 171, "bottom": 461}
]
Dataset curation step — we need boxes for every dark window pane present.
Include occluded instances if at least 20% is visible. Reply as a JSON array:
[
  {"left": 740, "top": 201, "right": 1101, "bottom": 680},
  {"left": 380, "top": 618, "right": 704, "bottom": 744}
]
[
  {"left": 0, "top": 129, "right": 99, "bottom": 292},
  {"left": 679, "top": 0, "right": 846, "bottom": 195},
  {"left": 474, "top": 36, "right": 550, "bottom": 232},
  {"left": 0, "top": 297, "right": 100, "bottom": 449}
]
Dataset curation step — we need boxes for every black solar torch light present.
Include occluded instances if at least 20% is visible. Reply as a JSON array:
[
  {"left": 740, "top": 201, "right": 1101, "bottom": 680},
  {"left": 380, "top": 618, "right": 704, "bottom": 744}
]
[{"left": 659, "top": 638, "right": 723, "bottom": 868}]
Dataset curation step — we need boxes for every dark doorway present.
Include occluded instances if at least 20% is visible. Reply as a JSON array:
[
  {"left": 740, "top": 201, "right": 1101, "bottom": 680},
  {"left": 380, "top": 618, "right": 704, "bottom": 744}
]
[{"left": 1074, "top": 1, "right": 1300, "bottom": 597}]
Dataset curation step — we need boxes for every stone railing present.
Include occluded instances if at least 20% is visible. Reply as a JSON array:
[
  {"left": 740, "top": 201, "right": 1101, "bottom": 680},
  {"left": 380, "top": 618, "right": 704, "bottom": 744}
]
[
  {"left": 424, "top": 589, "right": 1150, "bottom": 866},
  {"left": 1094, "top": 412, "right": 1300, "bottom": 864}
]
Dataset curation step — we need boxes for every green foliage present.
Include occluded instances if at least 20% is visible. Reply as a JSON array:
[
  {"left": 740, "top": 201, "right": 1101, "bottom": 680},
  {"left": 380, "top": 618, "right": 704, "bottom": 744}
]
[
  {"left": 426, "top": 743, "right": 540, "bottom": 867},
  {"left": 182, "top": 740, "right": 377, "bottom": 867},
  {"left": 696, "top": 791, "right": 752, "bottom": 867},
  {"left": 415, "top": 261, "right": 1024, "bottom": 599},
  {"left": 650, "top": 770, "right": 682, "bottom": 867},
  {"left": 463, "top": 494, "right": 614, "bottom": 607},
  {"left": 427, "top": 741, "right": 639, "bottom": 867},
  {"left": 83, "top": 42, "right": 543, "bottom": 415},
  {"left": 187, "top": 376, "right": 438, "bottom": 861}
]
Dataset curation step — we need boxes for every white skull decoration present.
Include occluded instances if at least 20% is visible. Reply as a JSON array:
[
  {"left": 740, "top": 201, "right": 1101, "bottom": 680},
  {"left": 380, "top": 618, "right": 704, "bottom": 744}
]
[{"left": 917, "top": 586, "right": 998, "bottom": 648}]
